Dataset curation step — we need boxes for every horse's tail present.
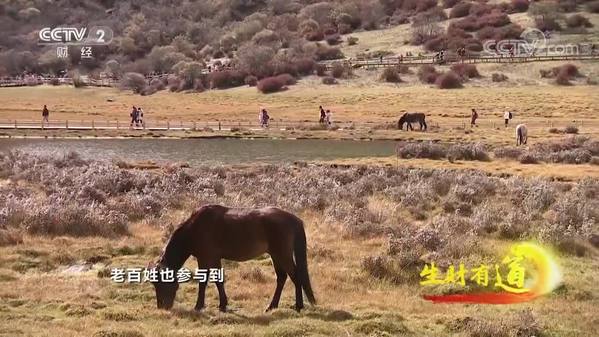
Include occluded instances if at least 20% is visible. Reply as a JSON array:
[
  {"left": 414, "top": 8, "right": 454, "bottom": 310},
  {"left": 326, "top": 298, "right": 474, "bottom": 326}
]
[
  {"left": 516, "top": 125, "right": 523, "bottom": 145},
  {"left": 294, "top": 219, "right": 316, "bottom": 305}
]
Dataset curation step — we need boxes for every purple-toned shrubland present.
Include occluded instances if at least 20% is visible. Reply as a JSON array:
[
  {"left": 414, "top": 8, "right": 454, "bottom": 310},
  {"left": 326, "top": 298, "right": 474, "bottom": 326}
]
[{"left": 0, "top": 150, "right": 597, "bottom": 261}]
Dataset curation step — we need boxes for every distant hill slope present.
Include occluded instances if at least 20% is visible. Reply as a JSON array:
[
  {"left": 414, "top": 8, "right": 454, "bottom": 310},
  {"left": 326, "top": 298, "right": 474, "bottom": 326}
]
[{"left": 0, "top": 0, "right": 597, "bottom": 81}]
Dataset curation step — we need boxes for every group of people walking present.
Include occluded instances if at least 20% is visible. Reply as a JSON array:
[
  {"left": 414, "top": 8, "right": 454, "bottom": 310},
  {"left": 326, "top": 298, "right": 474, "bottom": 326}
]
[
  {"left": 469, "top": 108, "right": 514, "bottom": 127},
  {"left": 319, "top": 106, "right": 333, "bottom": 126},
  {"left": 258, "top": 106, "right": 334, "bottom": 128},
  {"left": 130, "top": 106, "right": 145, "bottom": 128},
  {"left": 259, "top": 108, "right": 270, "bottom": 128}
]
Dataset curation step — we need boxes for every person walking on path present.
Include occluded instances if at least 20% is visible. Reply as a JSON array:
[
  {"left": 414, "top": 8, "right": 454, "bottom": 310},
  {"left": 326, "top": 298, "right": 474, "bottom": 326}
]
[
  {"left": 42, "top": 105, "right": 49, "bottom": 124},
  {"left": 319, "top": 106, "right": 326, "bottom": 124},
  {"left": 504, "top": 110, "right": 512, "bottom": 128},
  {"left": 471, "top": 108, "right": 478, "bottom": 127},
  {"left": 325, "top": 109, "right": 333, "bottom": 127},
  {"left": 137, "top": 107, "right": 145, "bottom": 128},
  {"left": 130, "top": 106, "right": 138, "bottom": 128}
]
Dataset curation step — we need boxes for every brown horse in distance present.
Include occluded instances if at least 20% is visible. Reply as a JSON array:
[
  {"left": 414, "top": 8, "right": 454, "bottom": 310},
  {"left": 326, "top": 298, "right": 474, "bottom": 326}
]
[
  {"left": 398, "top": 112, "right": 427, "bottom": 131},
  {"left": 150, "top": 205, "right": 316, "bottom": 312}
]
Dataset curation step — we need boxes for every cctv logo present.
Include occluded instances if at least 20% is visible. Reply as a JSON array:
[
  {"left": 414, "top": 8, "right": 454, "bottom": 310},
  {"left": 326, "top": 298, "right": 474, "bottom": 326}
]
[{"left": 38, "top": 27, "right": 113, "bottom": 45}]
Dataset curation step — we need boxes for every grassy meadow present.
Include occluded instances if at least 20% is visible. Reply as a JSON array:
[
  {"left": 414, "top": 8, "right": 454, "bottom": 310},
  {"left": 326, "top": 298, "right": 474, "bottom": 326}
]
[{"left": 0, "top": 151, "right": 597, "bottom": 337}]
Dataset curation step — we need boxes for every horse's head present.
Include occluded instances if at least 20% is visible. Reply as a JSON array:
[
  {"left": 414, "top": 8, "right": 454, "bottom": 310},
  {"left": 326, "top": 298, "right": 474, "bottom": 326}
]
[
  {"left": 148, "top": 261, "right": 179, "bottom": 310},
  {"left": 398, "top": 114, "right": 407, "bottom": 129}
]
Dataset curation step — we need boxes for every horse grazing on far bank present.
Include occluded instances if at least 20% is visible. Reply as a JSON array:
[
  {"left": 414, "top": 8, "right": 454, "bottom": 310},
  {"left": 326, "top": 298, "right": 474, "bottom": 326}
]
[
  {"left": 149, "top": 205, "right": 316, "bottom": 312},
  {"left": 516, "top": 124, "right": 528, "bottom": 146},
  {"left": 398, "top": 112, "right": 427, "bottom": 131}
]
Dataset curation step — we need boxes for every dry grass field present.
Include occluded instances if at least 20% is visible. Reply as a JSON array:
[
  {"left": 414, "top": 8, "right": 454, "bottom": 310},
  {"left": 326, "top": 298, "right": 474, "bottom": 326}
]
[
  {"left": 1, "top": 62, "right": 598, "bottom": 148},
  {"left": 0, "top": 153, "right": 597, "bottom": 337}
]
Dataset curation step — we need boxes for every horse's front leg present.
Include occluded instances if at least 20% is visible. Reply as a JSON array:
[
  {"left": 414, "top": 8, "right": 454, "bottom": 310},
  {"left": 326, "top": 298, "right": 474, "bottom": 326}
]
[
  {"left": 213, "top": 261, "right": 228, "bottom": 312},
  {"left": 194, "top": 281, "right": 207, "bottom": 311}
]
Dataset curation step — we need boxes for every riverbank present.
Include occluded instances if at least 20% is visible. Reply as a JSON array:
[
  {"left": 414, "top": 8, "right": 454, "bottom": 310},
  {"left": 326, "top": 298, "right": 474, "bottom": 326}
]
[{"left": 1, "top": 122, "right": 597, "bottom": 147}]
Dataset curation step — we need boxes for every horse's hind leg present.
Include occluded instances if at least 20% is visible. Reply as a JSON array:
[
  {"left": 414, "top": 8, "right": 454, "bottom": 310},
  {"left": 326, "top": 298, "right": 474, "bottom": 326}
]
[
  {"left": 215, "top": 280, "right": 228, "bottom": 312},
  {"left": 277, "top": 254, "right": 303, "bottom": 311},
  {"left": 266, "top": 259, "right": 288, "bottom": 312}
]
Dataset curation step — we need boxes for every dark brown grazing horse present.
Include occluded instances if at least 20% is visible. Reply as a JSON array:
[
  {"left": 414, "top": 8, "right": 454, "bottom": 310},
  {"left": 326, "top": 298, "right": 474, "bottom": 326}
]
[
  {"left": 150, "top": 205, "right": 316, "bottom": 312},
  {"left": 398, "top": 112, "right": 427, "bottom": 131}
]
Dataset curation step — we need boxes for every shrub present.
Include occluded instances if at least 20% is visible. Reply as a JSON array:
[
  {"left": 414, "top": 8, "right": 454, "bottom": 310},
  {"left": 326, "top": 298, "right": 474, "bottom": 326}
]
[
  {"left": 448, "top": 143, "right": 490, "bottom": 161},
  {"left": 555, "top": 64, "right": 580, "bottom": 78},
  {"left": 331, "top": 62, "right": 346, "bottom": 78},
  {"left": 168, "top": 75, "right": 184, "bottom": 92},
  {"left": 72, "top": 74, "right": 88, "bottom": 88},
  {"left": 322, "top": 76, "right": 337, "bottom": 85},
  {"left": 556, "top": 72, "right": 573, "bottom": 86},
  {"left": 120, "top": 72, "right": 147, "bottom": 94},
  {"left": 257, "top": 76, "right": 285, "bottom": 93},
  {"left": 149, "top": 78, "right": 165, "bottom": 91},
  {"left": 315, "top": 63, "right": 327, "bottom": 76},
  {"left": 396, "top": 142, "right": 446, "bottom": 160},
  {"left": 315, "top": 45, "right": 344, "bottom": 61},
  {"left": 436, "top": 71, "right": 463, "bottom": 89},
  {"left": 588, "top": 1, "right": 599, "bottom": 13},
  {"left": 275, "top": 73, "right": 296, "bottom": 85},
  {"left": 511, "top": 0, "right": 529, "bottom": 12},
  {"left": 347, "top": 36, "right": 358, "bottom": 46},
  {"left": 450, "top": 3, "right": 471, "bottom": 18},
  {"left": 244, "top": 75, "right": 258, "bottom": 87},
  {"left": 536, "top": 17, "right": 562, "bottom": 31},
  {"left": 519, "top": 154, "right": 539, "bottom": 164},
  {"left": 492, "top": 73, "right": 508, "bottom": 82},
  {"left": 443, "top": 0, "right": 461, "bottom": 9},
  {"left": 381, "top": 67, "right": 402, "bottom": 83},
  {"left": 494, "top": 146, "right": 523, "bottom": 160},
  {"left": 325, "top": 34, "right": 341, "bottom": 45},
  {"left": 450, "top": 64, "right": 480, "bottom": 79},
  {"left": 208, "top": 70, "right": 246, "bottom": 89},
  {"left": 564, "top": 125, "right": 579, "bottom": 134},
  {"left": 294, "top": 58, "right": 316, "bottom": 76},
  {"left": 418, "top": 65, "right": 440, "bottom": 84},
  {"left": 397, "top": 65, "right": 411, "bottom": 74},
  {"left": 566, "top": 14, "right": 593, "bottom": 28}
]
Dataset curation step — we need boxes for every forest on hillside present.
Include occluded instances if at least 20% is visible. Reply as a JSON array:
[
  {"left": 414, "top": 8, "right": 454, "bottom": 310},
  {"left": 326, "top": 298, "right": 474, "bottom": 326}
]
[{"left": 0, "top": 0, "right": 597, "bottom": 92}]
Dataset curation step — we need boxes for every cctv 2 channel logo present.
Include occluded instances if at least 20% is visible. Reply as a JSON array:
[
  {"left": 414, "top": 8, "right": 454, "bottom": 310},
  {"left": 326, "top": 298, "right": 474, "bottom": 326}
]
[{"left": 38, "top": 26, "right": 114, "bottom": 45}]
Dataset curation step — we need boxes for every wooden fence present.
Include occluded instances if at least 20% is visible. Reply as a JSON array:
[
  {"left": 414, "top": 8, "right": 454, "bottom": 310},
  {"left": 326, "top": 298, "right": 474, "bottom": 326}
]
[
  {"left": 0, "top": 118, "right": 595, "bottom": 133},
  {"left": 323, "top": 53, "right": 599, "bottom": 70}
]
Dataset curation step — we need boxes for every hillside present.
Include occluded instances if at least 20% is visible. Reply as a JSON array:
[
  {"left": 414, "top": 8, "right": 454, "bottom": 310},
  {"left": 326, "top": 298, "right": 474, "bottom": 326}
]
[{"left": 0, "top": 0, "right": 598, "bottom": 89}]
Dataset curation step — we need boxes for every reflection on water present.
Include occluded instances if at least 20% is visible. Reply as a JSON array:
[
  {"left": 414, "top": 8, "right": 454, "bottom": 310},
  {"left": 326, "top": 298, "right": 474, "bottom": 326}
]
[{"left": 0, "top": 138, "right": 396, "bottom": 165}]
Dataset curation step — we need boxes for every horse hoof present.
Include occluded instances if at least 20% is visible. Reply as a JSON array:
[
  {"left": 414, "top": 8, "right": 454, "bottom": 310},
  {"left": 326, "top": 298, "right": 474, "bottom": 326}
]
[
  {"left": 194, "top": 306, "right": 204, "bottom": 312},
  {"left": 219, "top": 306, "right": 227, "bottom": 313}
]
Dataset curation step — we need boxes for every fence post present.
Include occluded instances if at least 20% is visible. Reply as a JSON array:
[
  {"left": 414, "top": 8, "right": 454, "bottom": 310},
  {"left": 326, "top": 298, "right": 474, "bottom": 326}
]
[
  {"left": 116, "top": 120, "right": 119, "bottom": 130},
  {"left": 66, "top": 120, "right": 69, "bottom": 129},
  {"left": 193, "top": 121, "right": 197, "bottom": 131},
  {"left": 14, "top": 120, "right": 17, "bottom": 129},
  {"left": 167, "top": 120, "right": 170, "bottom": 130},
  {"left": 92, "top": 120, "right": 95, "bottom": 130},
  {"left": 218, "top": 121, "right": 221, "bottom": 131}
]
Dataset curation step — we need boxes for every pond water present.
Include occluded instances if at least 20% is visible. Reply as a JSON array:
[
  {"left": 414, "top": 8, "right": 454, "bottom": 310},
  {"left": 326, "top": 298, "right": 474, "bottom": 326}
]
[{"left": 0, "top": 138, "right": 397, "bottom": 165}]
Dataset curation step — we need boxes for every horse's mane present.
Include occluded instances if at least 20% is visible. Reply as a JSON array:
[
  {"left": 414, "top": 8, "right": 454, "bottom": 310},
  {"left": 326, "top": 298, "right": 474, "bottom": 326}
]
[{"left": 158, "top": 220, "right": 191, "bottom": 268}]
